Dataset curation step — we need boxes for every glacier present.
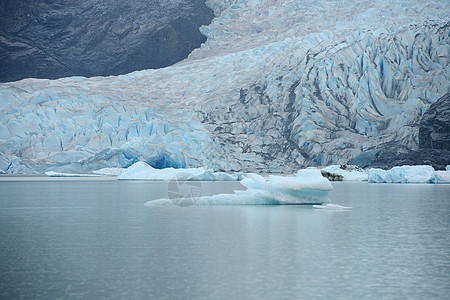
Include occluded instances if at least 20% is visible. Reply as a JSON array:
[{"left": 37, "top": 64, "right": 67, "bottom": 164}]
[
  {"left": 0, "top": 0, "right": 449, "bottom": 174},
  {"left": 144, "top": 168, "right": 332, "bottom": 206}
]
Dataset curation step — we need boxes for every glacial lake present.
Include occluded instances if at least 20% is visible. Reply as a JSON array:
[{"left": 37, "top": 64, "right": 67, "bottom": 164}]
[{"left": 0, "top": 179, "right": 449, "bottom": 299}]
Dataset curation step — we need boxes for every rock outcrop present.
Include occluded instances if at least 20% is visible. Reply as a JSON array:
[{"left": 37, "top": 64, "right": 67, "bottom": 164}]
[
  {"left": 0, "top": 0, "right": 213, "bottom": 82},
  {"left": 419, "top": 93, "right": 450, "bottom": 151}
]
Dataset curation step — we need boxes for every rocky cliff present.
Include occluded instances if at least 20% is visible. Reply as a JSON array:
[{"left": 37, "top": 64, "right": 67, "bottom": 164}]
[
  {"left": 0, "top": 0, "right": 213, "bottom": 82},
  {"left": 419, "top": 93, "right": 450, "bottom": 151}
]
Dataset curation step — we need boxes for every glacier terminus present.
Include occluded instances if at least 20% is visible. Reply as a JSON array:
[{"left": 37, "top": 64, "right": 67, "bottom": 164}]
[{"left": 0, "top": 0, "right": 449, "bottom": 174}]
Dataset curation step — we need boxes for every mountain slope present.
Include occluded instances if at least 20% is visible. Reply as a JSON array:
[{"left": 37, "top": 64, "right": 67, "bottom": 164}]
[
  {"left": 0, "top": 0, "right": 449, "bottom": 174},
  {"left": 0, "top": 0, "right": 213, "bottom": 82}
]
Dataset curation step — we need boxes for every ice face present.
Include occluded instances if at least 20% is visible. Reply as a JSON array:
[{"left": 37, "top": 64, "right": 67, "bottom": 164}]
[
  {"left": 145, "top": 168, "right": 332, "bottom": 206},
  {"left": 0, "top": 1, "right": 449, "bottom": 174},
  {"left": 368, "top": 165, "right": 437, "bottom": 183},
  {"left": 433, "top": 171, "right": 450, "bottom": 184}
]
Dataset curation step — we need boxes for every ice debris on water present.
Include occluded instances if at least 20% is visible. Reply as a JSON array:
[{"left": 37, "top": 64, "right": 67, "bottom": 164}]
[
  {"left": 313, "top": 204, "right": 352, "bottom": 210},
  {"left": 92, "top": 168, "right": 127, "bottom": 176},
  {"left": 145, "top": 168, "right": 333, "bottom": 206},
  {"left": 118, "top": 161, "right": 243, "bottom": 181},
  {"left": 368, "top": 165, "right": 450, "bottom": 184},
  {"left": 45, "top": 171, "right": 101, "bottom": 177}
]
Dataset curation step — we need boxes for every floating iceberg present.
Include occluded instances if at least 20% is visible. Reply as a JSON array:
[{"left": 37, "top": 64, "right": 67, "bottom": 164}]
[
  {"left": 118, "top": 161, "right": 242, "bottom": 181},
  {"left": 145, "top": 169, "right": 333, "bottom": 206},
  {"left": 92, "top": 167, "right": 127, "bottom": 176},
  {"left": 321, "top": 165, "right": 368, "bottom": 181},
  {"left": 45, "top": 171, "right": 101, "bottom": 177},
  {"left": 368, "top": 165, "right": 437, "bottom": 183},
  {"left": 313, "top": 204, "right": 352, "bottom": 210},
  {"left": 434, "top": 171, "right": 450, "bottom": 184}
]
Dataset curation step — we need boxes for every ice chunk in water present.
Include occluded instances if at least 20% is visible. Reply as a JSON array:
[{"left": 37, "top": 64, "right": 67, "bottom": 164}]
[
  {"left": 368, "top": 165, "right": 436, "bottom": 183},
  {"left": 118, "top": 161, "right": 242, "bottom": 181},
  {"left": 145, "top": 169, "right": 332, "bottom": 206},
  {"left": 313, "top": 204, "right": 352, "bottom": 210}
]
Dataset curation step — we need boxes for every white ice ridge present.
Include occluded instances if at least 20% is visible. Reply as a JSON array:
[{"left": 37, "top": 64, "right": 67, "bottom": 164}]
[
  {"left": 313, "top": 204, "right": 352, "bottom": 210},
  {"left": 368, "top": 165, "right": 450, "bottom": 184},
  {"left": 92, "top": 167, "right": 127, "bottom": 176},
  {"left": 45, "top": 171, "right": 101, "bottom": 177},
  {"left": 145, "top": 168, "right": 332, "bottom": 206},
  {"left": 321, "top": 165, "right": 368, "bottom": 181},
  {"left": 118, "top": 161, "right": 243, "bottom": 181}
]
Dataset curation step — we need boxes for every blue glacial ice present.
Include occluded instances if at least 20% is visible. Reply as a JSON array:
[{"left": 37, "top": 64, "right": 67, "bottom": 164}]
[
  {"left": 144, "top": 168, "right": 332, "bottom": 206},
  {"left": 368, "top": 165, "right": 450, "bottom": 183}
]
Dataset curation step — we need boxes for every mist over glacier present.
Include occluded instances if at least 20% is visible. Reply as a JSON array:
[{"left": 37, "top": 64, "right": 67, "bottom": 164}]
[{"left": 0, "top": 0, "right": 449, "bottom": 174}]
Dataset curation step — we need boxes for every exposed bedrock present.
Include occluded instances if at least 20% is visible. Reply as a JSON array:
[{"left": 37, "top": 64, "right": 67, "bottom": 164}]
[
  {"left": 0, "top": 0, "right": 213, "bottom": 82},
  {"left": 351, "top": 94, "right": 450, "bottom": 170},
  {"left": 419, "top": 93, "right": 450, "bottom": 151}
]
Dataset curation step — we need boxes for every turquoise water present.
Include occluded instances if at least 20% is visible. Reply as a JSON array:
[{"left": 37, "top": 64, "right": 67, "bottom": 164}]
[{"left": 0, "top": 180, "right": 449, "bottom": 299}]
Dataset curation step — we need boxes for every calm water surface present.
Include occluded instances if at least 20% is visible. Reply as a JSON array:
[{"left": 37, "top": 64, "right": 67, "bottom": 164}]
[{"left": 0, "top": 179, "right": 449, "bottom": 299}]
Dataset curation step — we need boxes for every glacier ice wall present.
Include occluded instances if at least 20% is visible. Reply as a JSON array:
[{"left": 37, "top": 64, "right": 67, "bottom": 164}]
[{"left": 0, "top": 0, "right": 449, "bottom": 174}]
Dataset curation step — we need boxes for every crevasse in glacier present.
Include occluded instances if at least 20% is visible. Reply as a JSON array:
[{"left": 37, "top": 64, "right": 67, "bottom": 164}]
[{"left": 0, "top": 0, "right": 449, "bottom": 174}]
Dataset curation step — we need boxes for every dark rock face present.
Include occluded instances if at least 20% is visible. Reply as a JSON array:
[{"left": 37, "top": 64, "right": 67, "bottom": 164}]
[
  {"left": 0, "top": 0, "right": 213, "bottom": 82},
  {"left": 368, "top": 148, "right": 450, "bottom": 171},
  {"left": 419, "top": 93, "right": 450, "bottom": 151}
]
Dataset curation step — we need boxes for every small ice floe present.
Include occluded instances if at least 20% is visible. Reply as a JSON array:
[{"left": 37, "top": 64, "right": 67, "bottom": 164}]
[
  {"left": 145, "top": 168, "right": 333, "bottom": 207},
  {"left": 45, "top": 171, "right": 101, "bottom": 177},
  {"left": 92, "top": 167, "right": 126, "bottom": 176},
  {"left": 313, "top": 204, "right": 352, "bottom": 210},
  {"left": 368, "top": 165, "right": 450, "bottom": 184},
  {"left": 118, "top": 161, "right": 243, "bottom": 181}
]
